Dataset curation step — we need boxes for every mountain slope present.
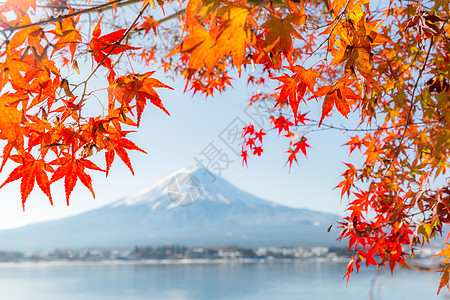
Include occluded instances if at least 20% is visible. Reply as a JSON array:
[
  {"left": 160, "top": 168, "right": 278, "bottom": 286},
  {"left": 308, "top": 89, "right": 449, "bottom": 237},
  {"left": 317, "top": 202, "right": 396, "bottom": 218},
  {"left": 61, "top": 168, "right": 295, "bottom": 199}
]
[{"left": 0, "top": 167, "right": 341, "bottom": 251}]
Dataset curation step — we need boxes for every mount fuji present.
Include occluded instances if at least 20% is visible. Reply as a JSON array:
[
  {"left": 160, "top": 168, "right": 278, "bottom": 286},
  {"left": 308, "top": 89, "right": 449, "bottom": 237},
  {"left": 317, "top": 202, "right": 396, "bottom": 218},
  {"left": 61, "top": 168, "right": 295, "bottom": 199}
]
[{"left": 0, "top": 167, "right": 341, "bottom": 251}]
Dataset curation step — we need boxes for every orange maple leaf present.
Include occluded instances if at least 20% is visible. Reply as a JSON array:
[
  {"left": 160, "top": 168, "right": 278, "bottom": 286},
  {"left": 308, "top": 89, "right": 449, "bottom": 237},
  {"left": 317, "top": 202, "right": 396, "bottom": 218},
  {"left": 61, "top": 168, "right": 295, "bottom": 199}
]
[
  {"left": 167, "top": 20, "right": 219, "bottom": 72},
  {"left": 105, "top": 133, "right": 147, "bottom": 176},
  {"left": 89, "top": 17, "right": 139, "bottom": 73},
  {"left": 50, "top": 154, "right": 104, "bottom": 205},
  {"left": 215, "top": 5, "right": 255, "bottom": 74},
  {"left": 109, "top": 71, "right": 172, "bottom": 125},
  {"left": 4, "top": 0, "right": 36, "bottom": 12},
  {"left": 315, "top": 80, "right": 360, "bottom": 126},
  {"left": 50, "top": 15, "right": 82, "bottom": 62},
  {"left": 274, "top": 66, "right": 318, "bottom": 123},
  {"left": 261, "top": 13, "right": 306, "bottom": 62},
  {"left": 0, "top": 50, "right": 35, "bottom": 91},
  {"left": 141, "top": 16, "right": 159, "bottom": 35},
  {"left": 0, "top": 154, "right": 53, "bottom": 210}
]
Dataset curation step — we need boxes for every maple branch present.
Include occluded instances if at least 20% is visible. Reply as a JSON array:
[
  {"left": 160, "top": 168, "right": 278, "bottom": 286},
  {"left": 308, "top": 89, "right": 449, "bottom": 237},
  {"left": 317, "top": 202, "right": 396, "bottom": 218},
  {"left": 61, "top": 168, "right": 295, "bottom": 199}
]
[
  {"left": 1, "top": 0, "right": 138, "bottom": 32},
  {"left": 306, "top": 120, "right": 435, "bottom": 133},
  {"left": 383, "top": 38, "right": 434, "bottom": 178},
  {"left": 263, "top": 107, "right": 436, "bottom": 133},
  {"left": 304, "top": 0, "right": 351, "bottom": 63},
  {"left": 127, "top": 0, "right": 308, "bottom": 35},
  {"left": 76, "top": 2, "right": 150, "bottom": 102},
  {"left": 2, "top": 0, "right": 298, "bottom": 34},
  {"left": 108, "top": 7, "right": 187, "bottom": 69}
]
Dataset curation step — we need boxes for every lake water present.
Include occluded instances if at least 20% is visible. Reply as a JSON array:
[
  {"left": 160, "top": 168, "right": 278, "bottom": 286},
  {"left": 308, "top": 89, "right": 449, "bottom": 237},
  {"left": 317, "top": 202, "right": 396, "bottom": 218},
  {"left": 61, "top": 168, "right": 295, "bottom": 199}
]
[{"left": 0, "top": 261, "right": 446, "bottom": 299}]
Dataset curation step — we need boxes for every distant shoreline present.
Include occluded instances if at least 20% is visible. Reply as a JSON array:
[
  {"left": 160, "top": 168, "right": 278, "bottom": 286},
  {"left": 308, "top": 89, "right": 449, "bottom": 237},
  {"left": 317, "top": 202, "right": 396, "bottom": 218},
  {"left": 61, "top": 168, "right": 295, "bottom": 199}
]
[{"left": 0, "top": 256, "right": 351, "bottom": 268}]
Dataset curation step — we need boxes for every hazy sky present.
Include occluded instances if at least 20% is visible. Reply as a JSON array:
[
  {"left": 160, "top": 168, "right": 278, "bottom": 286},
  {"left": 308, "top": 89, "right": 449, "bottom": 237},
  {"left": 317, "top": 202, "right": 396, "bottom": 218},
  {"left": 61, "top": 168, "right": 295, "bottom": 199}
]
[
  {"left": 0, "top": 62, "right": 367, "bottom": 230},
  {"left": 0, "top": 6, "right": 373, "bottom": 230}
]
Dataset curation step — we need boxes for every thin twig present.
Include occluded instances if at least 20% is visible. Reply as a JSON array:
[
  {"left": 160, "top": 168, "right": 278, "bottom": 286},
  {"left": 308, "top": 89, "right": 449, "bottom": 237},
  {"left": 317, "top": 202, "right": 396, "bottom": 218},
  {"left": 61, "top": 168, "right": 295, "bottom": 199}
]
[
  {"left": 75, "top": 2, "right": 150, "bottom": 103},
  {"left": 108, "top": 8, "right": 187, "bottom": 70},
  {"left": 304, "top": 0, "right": 352, "bottom": 64},
  {"left": 1, "top": 0, "right": 138, "bottom": 32}
]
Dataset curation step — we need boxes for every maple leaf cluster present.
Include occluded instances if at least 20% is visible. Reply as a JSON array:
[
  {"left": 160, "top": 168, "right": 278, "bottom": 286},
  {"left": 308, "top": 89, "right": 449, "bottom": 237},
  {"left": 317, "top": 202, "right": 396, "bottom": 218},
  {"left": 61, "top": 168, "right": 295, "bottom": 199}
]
[
  {"left": 0, "top": 0, "right": 171, "bottom": 207},
  {"left": 241, "top": 123, "right": 266, "bottom": 166},
  {"left": 0, "top": 0, "right": 449, "bottom": 293}
]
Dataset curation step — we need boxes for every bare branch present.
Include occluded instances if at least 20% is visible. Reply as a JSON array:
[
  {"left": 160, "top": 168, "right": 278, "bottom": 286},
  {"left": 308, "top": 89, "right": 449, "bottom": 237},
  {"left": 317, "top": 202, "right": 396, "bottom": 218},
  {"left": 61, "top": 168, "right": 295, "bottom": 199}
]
[{"left": 2, "top": 0, "right": 139, "bottom": 32}]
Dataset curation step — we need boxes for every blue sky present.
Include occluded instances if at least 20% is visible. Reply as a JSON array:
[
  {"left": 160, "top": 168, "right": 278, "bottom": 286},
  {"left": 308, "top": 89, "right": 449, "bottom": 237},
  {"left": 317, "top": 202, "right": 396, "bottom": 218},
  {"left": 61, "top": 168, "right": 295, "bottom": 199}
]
[
  {"left": 0, "top": 63, "right": 365, "bottom": 229},
  {"left": 0, "top": 3, "right": 378, "bottom": 229}
]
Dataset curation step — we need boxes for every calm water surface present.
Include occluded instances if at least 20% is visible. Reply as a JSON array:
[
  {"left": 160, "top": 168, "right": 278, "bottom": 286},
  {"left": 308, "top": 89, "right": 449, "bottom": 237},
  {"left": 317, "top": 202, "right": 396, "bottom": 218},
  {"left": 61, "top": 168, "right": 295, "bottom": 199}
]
[{"left": 0, "top": 261, "right": 446, "bottom": 299}]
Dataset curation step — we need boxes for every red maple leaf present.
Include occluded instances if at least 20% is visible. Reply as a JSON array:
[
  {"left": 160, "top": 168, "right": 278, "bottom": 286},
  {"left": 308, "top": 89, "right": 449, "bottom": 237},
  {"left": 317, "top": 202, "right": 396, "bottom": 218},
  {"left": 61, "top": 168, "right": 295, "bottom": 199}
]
[
  {"left": 141, "top": 16, "right": 159, "bottom": 35},
  {"left": 245, "top": 138, "right": 256, "bottom": 149},
  {"left": 270, "top": 115, "right": 294, "bottom": 135},
  {"left": 241, "top": 150, "right": 249, "bottom": 167},
  {"left": 105, "top": 133, "right": 147, "bottom": 176},
  {"left": 109, "top": 71, "right": 172, "bottom": 125},
  {"left": 253, "top": 146, "right": 263, "bottom": 156},
  {"left": 50, "top": 154, "right": 104, "bottom": 205},
  {"left": 286, "top": 147, "right": 299, "bottom": 171},
  {"left": 254, "top": 129, "right": 266, "bottom": 143},
  {"left": 315, "top": 80, "right": 360, "bottom": 126},
  {"left": 274, "top": 66, "right": 318, "bottom": 123},
  {"left": 294, "top": 137, "right": 310, "bottom": 157},
  {"left": 242, "top": 124, "right": 255, "bottom": 136},
  {"left": 285, "top": 137, "right": 309, "bottom": 170},
  {"left": 89, "top": 17, "right": 140, "bottom": 72},
  {"left": 0, "top": 153, "right": 53, "bottom": 210}
]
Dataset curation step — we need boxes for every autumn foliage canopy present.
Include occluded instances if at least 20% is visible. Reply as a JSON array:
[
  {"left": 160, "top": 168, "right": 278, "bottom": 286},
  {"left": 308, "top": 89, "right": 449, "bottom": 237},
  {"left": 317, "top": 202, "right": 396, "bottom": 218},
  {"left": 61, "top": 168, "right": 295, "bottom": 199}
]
[{"left": 0, "top": 0, "right": 449, "bottom": 292}]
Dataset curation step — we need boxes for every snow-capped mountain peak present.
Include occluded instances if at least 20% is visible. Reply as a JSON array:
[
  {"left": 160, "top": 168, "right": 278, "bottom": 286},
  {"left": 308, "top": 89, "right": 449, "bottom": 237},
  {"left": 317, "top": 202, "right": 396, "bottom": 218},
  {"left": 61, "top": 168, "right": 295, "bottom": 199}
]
[{"left": 0, "top": 167, "right": 340, "bottom": 251}]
